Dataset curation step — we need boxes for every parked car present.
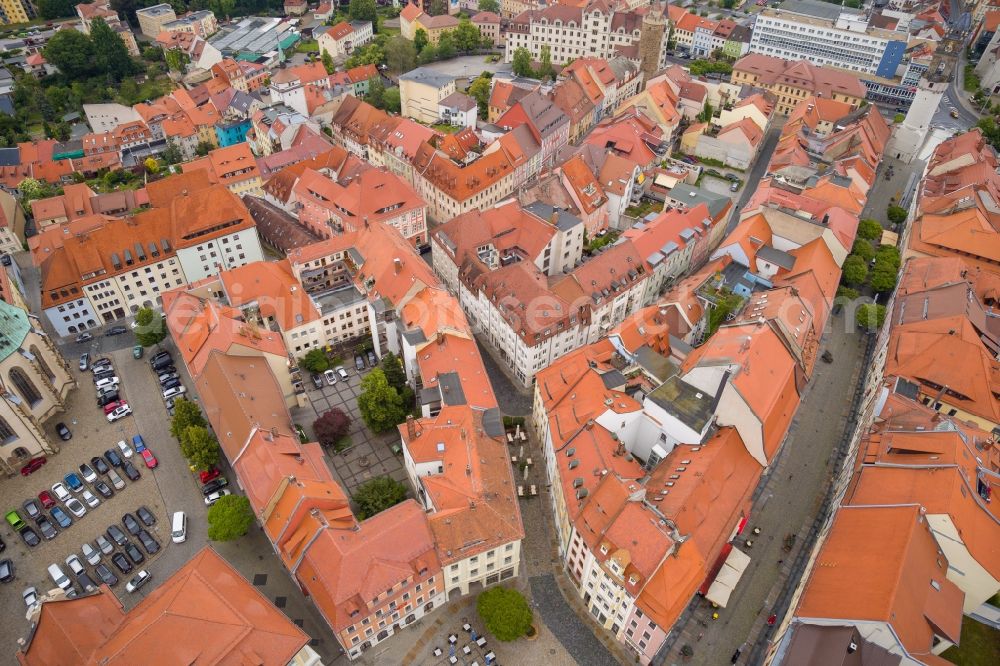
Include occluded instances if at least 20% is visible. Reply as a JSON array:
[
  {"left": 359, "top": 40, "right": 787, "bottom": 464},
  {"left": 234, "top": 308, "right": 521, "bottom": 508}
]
[
  {"left": 125, "top": 570, "right": 150, "bottom": 593},
  {"left": 310, "top": 373, "right": 323, "bottom": 389},
  {"left": 55, "top": 423, "right": 72, "bottom": 440},
  {"left": 135, "top": 506, "right": 156, "bottom": 526},
  {"left": 136, "top": 529, "right": 160, "bottom": 555},
  {"left": 65, "top": 554, "right": 85, "bottom": 576},
  {"left": 157, "top": 371, "right": 178, "bottom": 385},
  {"left": 77, "top": 572, "right": 98, "bottom": 593},
  {"left": 121, "top": 513, "right": 141, "bottom": 536},
  {"left": 78, "top": 353, "right": 89, "bottom": 371},
  {"left": 22, "top": 586, "right": 38, "bottom": 607},
  {"left": 21, "top": 499, "right": 41, "bottom": 521},
  {"left": 90, "top": 456, "right": 110, "bottom": 474},
  {"left": 63, "top": 473, "right": 83, "bottom": 492},
  {"left": 123, "top": 541, "right": 145, "bottom": 564},
  {"left": 132, "top": 345, "right": 143, "bottom": 359},
  {"left": 36, "top": 518, "right": 56, "bottom": 540},
  {"left": 107, "top": 404, "right": 132, "bottom": 422},
  {"left": 64, "top": 498, "right": 86, "bottom": 518},
  {"left": 82, "top": 542, "right": 101, "bottom": 566},
  {"left": 149, "top": 351, "right": 171, "bottom": 366},
  {"left": 140, "top": 449, "right": 157, "bottom": 469},
  {"left": 78, "top": 463, "right": 97, "bottom": 483},
  {"left": 336, "top": 366, "right": 349, "bottom": 381},
  {"left": 50, "top": 506, "right": 72, "bottom": 528},
  {"left": 131, "top": 434, "right": 146, "bottom": 452},
  {"left": 4, "top": 510, "right": 25, "bottom": 531},
  {"left": 92, "top": 369, "right": 115, "bottom": 383},
  {"left": 96, "top": 391, "right": 120, "bottom": 407},
  {"left": 81, "top": 489, "right": 100, "bottom": 508},
  {"left": 102, "top": 400, "right": 124, "bottom": 415},
  {"left": 162, "top": 386, "right": 186, "bottom": 400},
  {"left": 94, "top": 377, "right": 119, "bottom": 391},
  {"left": 95, "top": 534, "right": 113, "bottom": 555},
  {"left": 201, "top": 477, "right": 229, "bottom": 495},
  {"left": 19, "top": 527, "right": 40, "bottom": 547},
  {"left": 51, "top": 482, "right": 71, "bottom": 502},
  {"left": 199, "top": 468, "right": 221, "bottom": 484},
  {"left": 107, "top": 469, "right": 126, "bottom": 490},
  {"left": 90, "top": 357, "right": 112, "bottom": 371},
  {"left": 105, "top": 325, "right": 127, "bottom": 336},
  {"left": 37, "top": 491, "right": 55, "bottom": 509},
  {"left": 324, "top": 369, "right": 337, "bottom": 386},
  {"left": 116, "top": 440, "right": 133, "bottom": 459},
  {"left": 94, "top": 563, "right": 118, "bottom": 586},
  {"left": 110, "top": 552, "right": 132, "bottom": 574},
  {"left": 94, "top": 480, "right": 114, "bottom": 498},
  {"left": 20, "top": 457, "right": 46, "bottom": 476},
  {"left": 103, "top": 449, "right": 123, "bottom": 468},
  {"left": 122, "top": 461, "right": 141, "bottom": 481},
  {"left": 106, "top": 524, "right": 127, "bottom": 546},
  {"left": 74, "top": 332, "right": 93, "bottom": 343},
  {"left": 161, "top": 377, "right": 181, "bottom": 391},
  {"left": 204, "top": 489, "right": 231, "bottom": 506},
  {"left": 0, "top": 559, "right": 14, "bottom": 583}
]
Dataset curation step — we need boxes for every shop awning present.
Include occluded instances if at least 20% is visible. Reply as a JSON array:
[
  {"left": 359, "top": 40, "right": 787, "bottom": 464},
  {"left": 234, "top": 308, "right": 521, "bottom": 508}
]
[{"left": 705, "top": 547, "right": 751, "bottom": 608}]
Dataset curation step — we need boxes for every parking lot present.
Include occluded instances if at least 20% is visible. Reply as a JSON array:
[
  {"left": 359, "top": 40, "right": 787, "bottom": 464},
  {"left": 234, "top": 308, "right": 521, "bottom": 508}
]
[{"left": 292, "top": 359, "right": 410, "bottom": 498}]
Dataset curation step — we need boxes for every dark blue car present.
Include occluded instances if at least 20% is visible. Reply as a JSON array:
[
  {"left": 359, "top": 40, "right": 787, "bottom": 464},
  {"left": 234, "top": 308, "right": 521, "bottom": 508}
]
[
  {"left": 63, "top": 473, "right": 83, "bottom": 492},
  {"left": 50, "top": 506, "right": 72, "bottom": 529}
]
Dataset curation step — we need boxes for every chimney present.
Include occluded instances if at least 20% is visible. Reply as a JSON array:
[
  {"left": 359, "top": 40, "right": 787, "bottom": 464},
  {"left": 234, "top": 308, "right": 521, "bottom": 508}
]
[
  {"left": 394, "top": 257, "right": 402, "bottom": 274},
  {"left": 270, "top": 426, "right": 278, "bottom": 440},
  {"left": 406, "top": 415, "right": 416, "bottom": 440}
]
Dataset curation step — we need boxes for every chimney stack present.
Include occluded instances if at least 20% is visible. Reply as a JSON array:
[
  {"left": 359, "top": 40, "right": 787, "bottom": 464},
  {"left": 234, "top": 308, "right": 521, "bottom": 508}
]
[
  {"left": 406, "top": 415, "right": 416, "bottom": 440},
  {"left": 394, "top": 257, "right": 402, "bottom": 274}
]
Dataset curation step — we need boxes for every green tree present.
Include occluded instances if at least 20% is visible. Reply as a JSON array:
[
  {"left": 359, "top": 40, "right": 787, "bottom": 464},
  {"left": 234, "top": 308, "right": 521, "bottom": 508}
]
[
  {"left": 352, "top": 475, "right": 408, "bottom": 519},
  {"left": 841, "top": 255, "right": 868, "bottom": 286},
  {"left": 538, "top": 44, "right": 555, "bottom": 79},
  {"left": 453, "top": 19, "right": 482, "bottom": 52},
  {"left": 476, "top": 586, "right": 533, "bottom": 641},
  {"left": 207, "top": 494, "right": 254, "bottom": 541},
  {"left": 429, "top": 0, "right": 446, "bottom": 15},
  {"left": 300, "top": 348, "right": 330, "bottom": 373},
  {"left": 142, "top": 46, "right": 165, "bottom": 62},
  {"left": 417, "top": 43, "right": 438, "bottom": 65},
  {"left": 321, "top": 50, "right": 335, "bottom": 74},
  {"left": 870, "top": 264, "right": 899, "bottom": 293},
  {"left": 358, "top": 368, "right": 406, "bottom": 433},
  {"left": 478, "top": 0, "right": 499, "bottom": 11},
  {"left": 165, "top": 48, "right": 189, "bottom": 72},
  {"left": 44, "top": 29, "right": 97, "bottom": 80},
  {"left": 437, "top": 31, "right": 456, "bottom": 60},
  {"left": 851, "top": 240, "right": 875, "bottom": 262},
  {"left": 180, "top": 425, "right": 221, "bottom": 471},
  {"left": 857, "top": 218, "right": 882, "bottom": 241},
  {"left": 344, "top": 41, "right": 385, "bottom": 68},
  {"left": 17, "top": 178, "right": 58, "bottom": 206},
  {"left": 170, "top": 398, "right": 207, "bottom": 442},
  {"left": 855, "top": 303, "right": 886, "bottom": 331},
  {"left": 698, "top": 101, "right": 714, "bottom": 122},
  {"left": 836, "top": 286, "right": 859, "bottom": 302},
  {"left": 91, "top": 18, "right": 140, "bottom": 82},
  {"left": 512, "top": 47, "right": 533, "bottom": 77},
  {"left": 414, "top": 28, "right": 428, "bottom": 54},
  {"left": 348, "top": 0, "right": 377, "bottom": 24},
  {"left": 365, "top": 74, "right": 386, "bottom": 108},
  {"left": 380, "top": 351, "right": 407, "bottom": 392},
  {"left": 37, "top": 0, "right": 77, "bottom": 19},
  {"left": 382, "top": 87, "right": 401, "bottom": 113},
  {"left": 886, "top": 204, "right": 907, "bottom": 227},
  {"left": 195, "top": 140, "right": 215, "bottom": 156},
  {"left": 384, "top": 35, "right": 416, "bottom": 74},
  {"left": 134, "top": 306, "right": 168, "bottom": 346},
  {"left": 468, "top": 73, "right": 492, "bottom": 119},
  {"left": 161, "top": 139, "right": 183, "bottom": 165}
]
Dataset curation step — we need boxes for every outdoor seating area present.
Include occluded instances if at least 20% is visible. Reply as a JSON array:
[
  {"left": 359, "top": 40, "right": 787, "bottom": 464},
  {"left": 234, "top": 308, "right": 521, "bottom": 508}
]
[{"left": 431, "top": 621, "right": 497, "bottom": 665}]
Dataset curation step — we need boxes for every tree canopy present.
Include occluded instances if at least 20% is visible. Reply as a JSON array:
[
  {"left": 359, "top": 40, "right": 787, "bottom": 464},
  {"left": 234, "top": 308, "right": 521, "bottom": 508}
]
[
  {"left": 169, "top": 398, "right": 206, "bottom": 442},
  {"left": 207, "top": 494, "right": 254, "bottom": 541},
  {"left": 358, "top": 368, "right": 406, "bottom": 433},
  {"left": 352, "top": 475, "right": 408, "bottom": 519},
  {"left": 841, "top": 255, "right": 868, "bottom": 287},
  {"left": 314, "top": 408, "right": 352, "bottom": 450},
  {"left": 180, "top": 425, "right": 221, "bottom": 471},
  {"left": 44, "top": 29, "right": 97, "bottom": 80},
  {"left": 134, "top": 307, "right": 167, "bottom": 347},
  {"left": 476, "top": 586, "right": 533, "bottom": 641},
  {"left": 478, "top": 0, "right": 499, "bottom": 11},
  {"left": 886, "top": 204, "right": 907, "bottom": 227},
  {"left": 855, "top": 303, "right": 886, "bottom": 331},
  {"left": 300, "top": 348, "right": 330, "bottom": 373},
  {"left": 857, "top": 218, "right": 883, "bottom": 241},
  {"left": 468, "top": 73, "right": 492, "bottom": 120},
  {"left": 348, "top": 0, "right": 377, "bottom": 24}
]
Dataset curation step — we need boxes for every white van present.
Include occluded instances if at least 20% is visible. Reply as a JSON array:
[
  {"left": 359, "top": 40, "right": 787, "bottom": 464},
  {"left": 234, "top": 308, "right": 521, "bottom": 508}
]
[
  {"left": 171, "top": 511, "right": 187, "bottom": 544},
  {"left": 47, "top": 563, "right": 71, "bottom": 591}
]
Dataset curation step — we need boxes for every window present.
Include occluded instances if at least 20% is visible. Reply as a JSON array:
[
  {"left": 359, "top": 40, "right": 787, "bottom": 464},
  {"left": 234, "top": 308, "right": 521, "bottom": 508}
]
[
  {"left": 9, "top": 368, "right": 42, "bottom": 407},
  {"left": 0, "top": 417, "right": 18, "bottom": 444}
]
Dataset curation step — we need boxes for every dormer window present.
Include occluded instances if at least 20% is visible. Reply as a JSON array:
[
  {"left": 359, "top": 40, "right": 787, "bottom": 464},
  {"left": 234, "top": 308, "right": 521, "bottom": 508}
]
[{"left": 600, "top": 544, "right": 608, "bottom": 555}]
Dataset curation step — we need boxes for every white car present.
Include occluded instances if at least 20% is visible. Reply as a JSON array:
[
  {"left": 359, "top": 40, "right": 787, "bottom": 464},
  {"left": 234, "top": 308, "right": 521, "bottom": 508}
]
[
  {"left": 81, "top": 542, "right": 101, "bottom": 566},
  {"left": 65, "top": 554, "right": 86, "bottom": 577},
  {"left": 94, "top": 376, "right": 120, "bottom": 391},
  {"left": 22, "top": 587, "right": 38, "bottom": 608},
  {"left": 117, "top": 440, "right": 133, "bottom": 459},
  {"left": 81, "top": 489, "right": 100, "bottom": 509},
  {"left": 162, "top": 385, "right": 186, "bottom": 400},
  {"left": 65, "top": 497, "right": 87, "bottom": 518},
  {"left": 125, "top": 570, "right": 151, "bottom": 593},
  {"left": 204, "top": 489, "right": 231, "bottom": 506},
  {"left": 324, "top": 369, "right": 337, "bottom": 385},
  {"left": 107, "top": 404, "right": 132, "bottom": 422},
  {"left": 51, "top": 482, "right": 71, "bottom": 502},
  {"left": 79, "top": 464, "right": 97, "bottom": 484}
]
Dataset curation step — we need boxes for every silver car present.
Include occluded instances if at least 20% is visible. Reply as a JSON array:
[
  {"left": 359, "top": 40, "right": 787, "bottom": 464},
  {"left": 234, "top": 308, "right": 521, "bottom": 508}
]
[
  {"left": 81, "top": 542, "right": 101, "bottom": 566},
  {"left": 107, "top": 469, "right": 126, "bottom": 490},
  {"left": 81, "top": 489, "right": 100, "bottom": 508},
  {"left": 65, "top": 497, "right": 87, "bottom": 518},
  {"left": 95, "top": 534, "right": 113, "bottom": 555}
]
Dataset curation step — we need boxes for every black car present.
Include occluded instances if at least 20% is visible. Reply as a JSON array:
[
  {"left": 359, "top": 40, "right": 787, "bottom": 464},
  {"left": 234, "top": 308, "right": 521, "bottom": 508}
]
[
  {"left": 91, "top": 456, "right": 110, "bottom": 474},
  {"left": 104, "top": 449, "right": 123, "bottom": 468},
  {"left": 94, "top": 480, "right": 114, "bottom": 498},
  {"left": 19, "top": 527, "right": 39, "bottom": 547},
  {"left": 36, "top": 517, "right": 56, "bottom": 540},
  {"left": 136, "top": 529, "right": 160, "bottom": 555},
  {"left": 105, "top": 326, "right": 127, "bottom": 336},
  {"left": 0, "top": 536, "right": 4, "bottom": 553},
  {"left": 122, "top": 461, "right": 141, "bottom": 481},
  {"left": 22, "top": 499, "right": 41, "bottom": 521},
  {"left": 77, "top": 572, "right": 98, "bottom": 593},
  {"left": 94, "top": 563, "right": 118, "bottom": 586},
  {"left": 0, "top": 559, "right": 13, "bottom": 583},
  {"left": 92, "top": 369, "right": 115, "bottom": 382},
  {"left": 201, "top": 477, "right": 229, "bottom": 496},
  {"left": 55, "top": 423, "right": 72, "bottom": 440},
  {"left": 107, "top": 524, "right": 128, "bottom": 547},
  {"left": 135, "top": 506, "right": 156, "bottom": 526},
  {"left": 91, "top": 360, "right": 113, "bottom": 374},
  {"left": 90, "top": 357, "right": 112, "bottom": 369},
  {"left": 110, "top": 552, "right": 132, "bottom": 573},
  {"left": 97, "top": 391, "right": 120, "bottom": 407},
  {"left": 367, "top": 350, "right": 377, "bottom": 367},
  {"left": 75, "top": 332, "right": 93, "bottom": 343},
  {"left": 149, "top": 351, "right": 172, "bottom": 366},
  {"left": 161, "top": 377, "right": 181, "bottom": 391},
  {"left": 355, "top": 355, "right": 365, "bottom": 371},
  {"left": 122, "top": 513, "right": 141, "bottom": 536},
  {"left": 123, "top": 541, "right": 145, "bottom": 564}
]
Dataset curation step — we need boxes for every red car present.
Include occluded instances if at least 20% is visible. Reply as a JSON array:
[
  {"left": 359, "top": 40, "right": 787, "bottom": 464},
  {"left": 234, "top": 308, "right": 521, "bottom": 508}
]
[
  {"left": 37, "top": 490, "right": 55, "bottom": 509},
  {"left": 20, "top": 457, "right": 46, "bottom": 476},
  {"left": 102, "top": 400, "right": 123, "bottom": 415},
  {"left": 141, "top": 449, "right": 158, "bottom": 469},
  {"left": 199, "top": 467, "right": 221, "bottom": 484}
]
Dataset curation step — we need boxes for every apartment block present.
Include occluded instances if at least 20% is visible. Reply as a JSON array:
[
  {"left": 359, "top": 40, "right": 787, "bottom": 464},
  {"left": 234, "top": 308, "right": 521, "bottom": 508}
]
[
  {"left": 732, "top": 53, "right": 867, "bottom": 115},
  {"left": 135, "top": 3, "right": 177, "bottom": 38},
  {"left": 182, "top": 142, "right": 263, "bottom": 197}
]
